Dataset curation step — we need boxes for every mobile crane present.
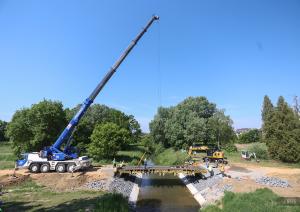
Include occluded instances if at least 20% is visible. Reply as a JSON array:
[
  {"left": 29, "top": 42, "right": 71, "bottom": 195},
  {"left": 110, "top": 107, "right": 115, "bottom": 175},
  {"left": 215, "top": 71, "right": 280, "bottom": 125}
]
[{"left": 15, "top": 15, "right": 159, "bottom": 173}]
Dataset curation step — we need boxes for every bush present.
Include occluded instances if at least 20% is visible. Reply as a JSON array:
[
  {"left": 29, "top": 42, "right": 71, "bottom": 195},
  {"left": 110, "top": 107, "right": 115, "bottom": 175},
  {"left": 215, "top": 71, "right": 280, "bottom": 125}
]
[
  {"left": 95, "top": 193, "right": 129, "bottom": 212},
  {"left": 248, "top": 143, "right": 269, "bottom": 160},
  {"left": 223, "top": 142, "right": 237, "bottom": 153},
  {"left": 238, "top": 129, "right": 261, "bottom": 144}
]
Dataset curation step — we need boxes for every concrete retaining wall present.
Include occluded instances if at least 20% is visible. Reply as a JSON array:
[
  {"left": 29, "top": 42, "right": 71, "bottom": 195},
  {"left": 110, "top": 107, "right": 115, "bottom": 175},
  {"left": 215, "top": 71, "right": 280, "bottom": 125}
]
[
  {"left": 129, "top": 173, "right": 142, "bottom": 205},
  {"left": 178, "top": 173, "right": 206, "bottom": 206}
]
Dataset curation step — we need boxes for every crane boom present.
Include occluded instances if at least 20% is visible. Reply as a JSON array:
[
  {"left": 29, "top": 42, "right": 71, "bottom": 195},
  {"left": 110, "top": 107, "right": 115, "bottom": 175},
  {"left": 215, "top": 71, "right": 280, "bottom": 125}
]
[{"left": 49, "top": 15, "right": 159, "bottom": 160}]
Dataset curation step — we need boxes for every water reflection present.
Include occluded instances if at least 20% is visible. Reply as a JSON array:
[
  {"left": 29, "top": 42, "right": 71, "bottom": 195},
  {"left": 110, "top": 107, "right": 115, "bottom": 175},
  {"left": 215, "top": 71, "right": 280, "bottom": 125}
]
[{"left": 136, "top": 174, "right": 199, "bottom": 212}]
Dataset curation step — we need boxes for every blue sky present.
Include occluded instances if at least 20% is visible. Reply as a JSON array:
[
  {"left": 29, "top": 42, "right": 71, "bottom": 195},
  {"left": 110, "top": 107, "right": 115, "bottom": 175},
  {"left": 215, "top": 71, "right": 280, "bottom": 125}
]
[{"left": 0, "top": 0, "right": 299, "bottom": 132}]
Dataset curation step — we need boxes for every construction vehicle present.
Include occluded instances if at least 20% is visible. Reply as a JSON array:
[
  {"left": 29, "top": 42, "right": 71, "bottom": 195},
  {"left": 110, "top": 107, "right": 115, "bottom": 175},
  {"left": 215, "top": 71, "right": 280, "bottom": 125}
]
[
  {"left": 188, "top": 144, "right": 210, "bottom": 156},
  {"left": 241, "top": 150, "right": 259, "bottom": 162},
  {"left": 188, "top": 144, "right": 209, "bottom": 161},
  {"left": 188, "top": 143, "right": 227, "bottom": 164},
  {"left": 202, "top": 146, "right": 228, "bottom": 164},
  {"left": 15, "top": 15, "right": 159, "bottom": 173}
]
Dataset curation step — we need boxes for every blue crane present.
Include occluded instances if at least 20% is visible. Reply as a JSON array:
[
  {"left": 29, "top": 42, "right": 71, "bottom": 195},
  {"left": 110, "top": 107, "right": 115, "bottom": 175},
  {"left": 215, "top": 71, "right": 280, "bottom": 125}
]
[{"left": 16, "top": 15, "right": 159, "bottom": 173}]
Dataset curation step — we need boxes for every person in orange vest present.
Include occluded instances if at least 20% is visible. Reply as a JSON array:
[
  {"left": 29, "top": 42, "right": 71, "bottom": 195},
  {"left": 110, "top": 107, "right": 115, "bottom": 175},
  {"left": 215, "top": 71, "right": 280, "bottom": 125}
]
[{"left": 219, "top": 164, "right": 225, "bottom": 177}]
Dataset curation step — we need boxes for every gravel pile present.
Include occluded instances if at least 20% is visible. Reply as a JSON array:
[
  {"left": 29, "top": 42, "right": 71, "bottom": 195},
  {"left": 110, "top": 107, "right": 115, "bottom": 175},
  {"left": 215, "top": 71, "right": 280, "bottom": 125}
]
[
  {"left": 108, "top": 177, "right": 135, "bottom": 198},
  {"left": 84, "top": 180, "right": 107, "bottom": 190},
  {"left": 255, "top": 176, "right": 290, "bottom": 188}
]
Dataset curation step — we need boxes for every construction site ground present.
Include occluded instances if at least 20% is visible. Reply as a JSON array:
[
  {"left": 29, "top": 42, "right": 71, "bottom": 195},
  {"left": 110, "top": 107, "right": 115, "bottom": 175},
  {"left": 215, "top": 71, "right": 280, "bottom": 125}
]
[
  {"left": 0, "top": 165, "right": 115, "bottom": 191},
  {"left": 224, "top": 162, "right": 300, "bottom": 198},
  {"left": 1, "top": 162, "right": 300, "bottom": 197}
]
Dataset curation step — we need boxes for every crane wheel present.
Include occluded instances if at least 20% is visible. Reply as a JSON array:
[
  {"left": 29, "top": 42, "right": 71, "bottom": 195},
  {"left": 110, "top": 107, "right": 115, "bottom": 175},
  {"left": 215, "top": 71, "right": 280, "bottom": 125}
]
[
  {"left": 40, "top": 163, "right": 50, "bottom": 173},
  {"left": 29, "top": 163, "right": 40, "bottom": 173},
  {"left": 56, "top": 164, "right": 66, "bottom": 173},
  {"left": 67, "top": 163, "right": 76, "bottom": 173}
]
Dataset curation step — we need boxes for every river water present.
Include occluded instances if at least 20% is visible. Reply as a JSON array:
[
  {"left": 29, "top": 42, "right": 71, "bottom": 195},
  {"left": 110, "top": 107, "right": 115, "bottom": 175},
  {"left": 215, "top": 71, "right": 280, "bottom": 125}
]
[{"left": 136, "top": 174, "right": 200, "bottom": 212}]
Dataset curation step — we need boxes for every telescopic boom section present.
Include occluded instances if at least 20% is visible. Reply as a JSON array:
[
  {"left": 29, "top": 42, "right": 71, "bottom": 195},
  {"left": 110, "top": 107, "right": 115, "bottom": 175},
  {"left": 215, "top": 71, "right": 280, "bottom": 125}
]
[{"left": 51, "top": 15, "right": 159, "bottom": 152}]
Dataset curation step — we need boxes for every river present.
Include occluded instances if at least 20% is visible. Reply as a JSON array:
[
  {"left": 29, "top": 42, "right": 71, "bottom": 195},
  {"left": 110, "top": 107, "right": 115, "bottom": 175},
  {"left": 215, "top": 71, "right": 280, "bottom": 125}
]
[{"left": 136, "top": 174, "right": 200, "bottom": 212}]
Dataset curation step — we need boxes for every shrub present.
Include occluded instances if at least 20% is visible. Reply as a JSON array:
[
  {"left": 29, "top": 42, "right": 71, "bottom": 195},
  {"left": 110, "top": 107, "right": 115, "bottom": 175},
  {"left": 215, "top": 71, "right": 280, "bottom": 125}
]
[
  {"left": 248, "top": 143, "right": 269, "bottom": 160},
  {"left": 238, "top": 129, "right": 261, "bottom": 144},
  {"left": 223, "top": 142, "right": 237, "bottom": 153}
]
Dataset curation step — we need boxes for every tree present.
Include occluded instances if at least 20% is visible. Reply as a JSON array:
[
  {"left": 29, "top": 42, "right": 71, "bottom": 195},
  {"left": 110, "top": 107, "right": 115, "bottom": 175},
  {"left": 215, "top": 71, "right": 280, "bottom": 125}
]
[
  {"left": 262, "top": 96, "right": 300, "bottom": 162},
  {"left": 88, "top": 123, "right": 131, "bottom": 160},
  {"left": 238, "top": 129, "right": 261, "bottom": 144},
  {"left": 7, "top": 100, "right": 67, "bottom": 156},
  {"left": 261, "top": 95, "right": 274, "bottom": 140},
  {"left": 150, "top": 97, "right": 235, "bottom": 150},
  {"left": 293, "top": 96, "right": 300, "bottom": 117},
  {"left": 0, "top": 120, "right": 8, "bottom": 141},
  {"left": 66, "top": 104, "right": 141, "bottom": 153}
]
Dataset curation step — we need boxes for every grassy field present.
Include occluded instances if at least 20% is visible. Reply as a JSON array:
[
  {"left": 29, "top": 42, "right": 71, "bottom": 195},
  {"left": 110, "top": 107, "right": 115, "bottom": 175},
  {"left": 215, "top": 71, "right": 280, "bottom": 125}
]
[
  {"left": 0, "top": 142, "right": 16, "bottom": 169},
  {"left": 225, "top": 143, "right": 300, "bottom": 168},
  {"left": 202, "top": 188, "right": 300, "bottom": 212},
  {"left": 92, "top": 144, "right": 147, "bottom": 166},
  {"left": 1, "top": 180, "right": 130, "bottom": 212},
  {"left": 115, "top": 144, "right": 147, "bottom": 165},
  {"left": 153, "top": 148, "right": 189, "bottom": 165}
]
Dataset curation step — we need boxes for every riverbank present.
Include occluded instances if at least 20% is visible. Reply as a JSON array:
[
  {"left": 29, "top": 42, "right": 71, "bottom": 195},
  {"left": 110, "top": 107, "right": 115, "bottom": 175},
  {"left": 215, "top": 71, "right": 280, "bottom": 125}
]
[{"left": 179, "top": 167, "right": 233, "bottom": 208}]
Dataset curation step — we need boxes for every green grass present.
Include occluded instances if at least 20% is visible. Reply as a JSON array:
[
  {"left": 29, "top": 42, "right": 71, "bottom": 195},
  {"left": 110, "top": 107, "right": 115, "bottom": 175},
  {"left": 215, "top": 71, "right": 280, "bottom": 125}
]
[
  {"left": 153, "top": 148, "right": 189, "bottom": 165},
  {"left": 0, "top": 142, "right": 16, "bottom": 169},
  {"left": 1, "top": 179, "right": 129, "bottom": 212},
  {"left": 95, "top": 193, "right": 130, "bottom": 212},
  {"left": 115, "top": 144, "right": 147, "bottom": 165},
  {"left": 92, "top": 144, "right": 147, "bottom": 166},
  {"left": 202, "top": 188, "right": 300, "bottom": 212},
  {"left": 225, "top": 143, "right": 300, "bottom": 168}
]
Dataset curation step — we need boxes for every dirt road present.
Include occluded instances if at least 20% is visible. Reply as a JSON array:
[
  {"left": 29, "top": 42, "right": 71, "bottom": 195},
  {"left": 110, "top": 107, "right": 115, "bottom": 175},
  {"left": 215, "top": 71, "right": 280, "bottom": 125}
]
[
  {"left": 223, "top": 162, "right": 300, "bottom": 197},
  {"left": 0, "top": 166, "right": 115, "bottom": 191}
]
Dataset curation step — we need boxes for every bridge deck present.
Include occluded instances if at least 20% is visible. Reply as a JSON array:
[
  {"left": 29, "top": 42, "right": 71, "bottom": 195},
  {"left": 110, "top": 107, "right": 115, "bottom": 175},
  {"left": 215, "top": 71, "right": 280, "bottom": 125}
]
[{"left": 116, "top": 165, "right": 207, "bottom": 176}]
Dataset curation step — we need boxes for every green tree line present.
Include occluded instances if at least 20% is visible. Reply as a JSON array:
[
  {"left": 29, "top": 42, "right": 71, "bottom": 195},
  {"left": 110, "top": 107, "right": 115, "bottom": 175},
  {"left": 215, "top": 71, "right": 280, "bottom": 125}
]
[{"left": 6, "top": 99, "right": 141, "bottom": 159}]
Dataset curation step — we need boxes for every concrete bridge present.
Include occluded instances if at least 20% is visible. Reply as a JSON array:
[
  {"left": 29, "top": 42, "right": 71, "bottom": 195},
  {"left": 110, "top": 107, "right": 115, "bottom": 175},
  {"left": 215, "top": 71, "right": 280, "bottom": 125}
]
[{"left": 116, "top": 165, "right": 207, "bottom": 176}]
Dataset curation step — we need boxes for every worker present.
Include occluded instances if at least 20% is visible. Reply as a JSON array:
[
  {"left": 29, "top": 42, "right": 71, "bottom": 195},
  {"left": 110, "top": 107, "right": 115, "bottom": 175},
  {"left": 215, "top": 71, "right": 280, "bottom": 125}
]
[
  {"left": 112, "top": 158, "right": 116, "bottom": 168},
  {"left": 144, "top": 158, "right": 147, "bottom": 169},
  {"left": 219, "top": 164, "right": 225, "bottom": 177},
  {"left": 208, "top": 164, "right": 214, "bottom": 177},
  {"left": 205, "top": 158, "right": 209, "bottom": 168}
]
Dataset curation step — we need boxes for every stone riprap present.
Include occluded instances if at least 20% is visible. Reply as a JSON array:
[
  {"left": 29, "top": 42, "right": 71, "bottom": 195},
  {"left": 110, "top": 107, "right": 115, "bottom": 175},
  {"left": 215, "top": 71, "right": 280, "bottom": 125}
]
[{"left": 255, "top": 176, "right": 290, "bottom": 188}]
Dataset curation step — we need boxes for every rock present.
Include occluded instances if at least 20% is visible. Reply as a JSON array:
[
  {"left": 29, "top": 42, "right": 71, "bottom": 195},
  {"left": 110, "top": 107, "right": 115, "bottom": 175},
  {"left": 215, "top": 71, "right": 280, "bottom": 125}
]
[
  {"left": 83, "top": 175, "right": 136, "bottom": 198},
  {"left": 255, "top": 176, "right": 290, "bottom": 188},
  {"left": 108, "top": 176, "right": 135, "bottom": 198}
]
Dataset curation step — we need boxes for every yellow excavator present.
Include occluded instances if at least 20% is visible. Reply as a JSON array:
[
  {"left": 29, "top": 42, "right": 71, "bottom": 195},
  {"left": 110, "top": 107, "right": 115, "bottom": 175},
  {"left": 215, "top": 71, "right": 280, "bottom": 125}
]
[
  {"left": 188, "top": 144, "right": 228, "bottom": 165},
  {"left": 203, "top": 147, "right": 228, "bottom": 164}
]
